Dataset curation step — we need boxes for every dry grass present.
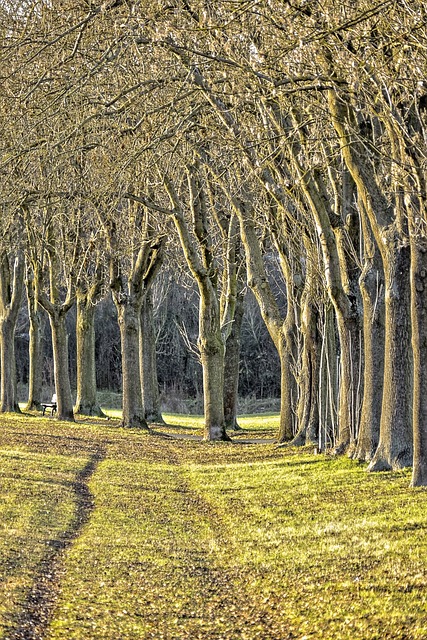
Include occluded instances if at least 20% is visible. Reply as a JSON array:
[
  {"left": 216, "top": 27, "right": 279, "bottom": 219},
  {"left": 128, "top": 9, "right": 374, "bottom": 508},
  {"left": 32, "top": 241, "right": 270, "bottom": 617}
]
[{"left": 1, "top": 412, "right": 427, "bottom": 639}]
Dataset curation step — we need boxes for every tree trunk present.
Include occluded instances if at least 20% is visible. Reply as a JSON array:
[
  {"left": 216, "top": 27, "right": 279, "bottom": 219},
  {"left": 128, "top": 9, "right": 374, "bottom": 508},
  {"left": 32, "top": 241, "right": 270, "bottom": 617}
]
[
  {"left": 333, "top": 306, "right": 361, "bottom": 454},
  {"left": 200, "top": 337, "right": 227, "bottom": 441},
  {"left": 410, "top": 241, "right": 427, "bottom": 486},
  {"left": 0, "top": 254, "right": 24, "bottom": 413},
  {"left": 0, "top": 319, "right": 20, "bottom": 413},
  {"left": 327, "top": 89, "right": 413, "bottom": 470},
  {"left": 117, "top": 302, "right": 148, "bottom": 429},
  {"left": 318, "top": 306, "right": 339, "bottom": 450},
  {"left": 199, "top": 297, "right": 229, "bottom": 441},
  {"left": 25, "top": 284, "right": 45, "bottom": 411},
  {"left": 293, "top": 298, "right": 320, "bottom": 446},
  {"left": 223, "top": 291, "right": 244, "bottom": 431},
  {"left": 140, "top": 290, "right": 163, "bottom": 423},
  {"left": 354, "top": 256, "right": 385, "bottom": 462},
  {"left": 277, "top": 329, "right": 295, "bottom": 442},
  {"left": 50, "top": 312, "right": 75, "bottom": 421},
  {"left": 368, "top": 240, "right": 412, "bottom": 471},
  {"left": 74, "top": 292, "right": 105, "bottom": 417}
]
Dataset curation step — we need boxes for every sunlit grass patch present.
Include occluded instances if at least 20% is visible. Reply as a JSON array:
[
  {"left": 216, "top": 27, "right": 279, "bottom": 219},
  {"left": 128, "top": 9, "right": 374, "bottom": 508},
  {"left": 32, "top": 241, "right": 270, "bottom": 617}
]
[
  {"left": 236, "top": 412, "right": 280, "bottom": 431},
  {"left": 47, "top": 440, "right": 427, "bottom": 639},
  {"left": 2, "top": 414, "right": 427, "bottom": 639},
  {"left": 99, "top": 407, "right": 121, "bottom": 420},
  {"left": 183, "top": 452, "right": 427, "bottom": 638},
  {"left": 47, "top": 453, "right": 247, "bottom": 639},
  {"left": 98, "top": 410, "right": 280, "bottom": 437},
  {"left": 0, "top": 446, "right": 90, "bottom": 638}
]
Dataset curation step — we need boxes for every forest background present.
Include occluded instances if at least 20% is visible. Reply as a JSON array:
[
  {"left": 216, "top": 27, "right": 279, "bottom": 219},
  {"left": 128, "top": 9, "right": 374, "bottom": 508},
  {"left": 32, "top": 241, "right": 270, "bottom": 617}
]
[{"left": 2, "top": 0, "right": 427, "bottom": 485}]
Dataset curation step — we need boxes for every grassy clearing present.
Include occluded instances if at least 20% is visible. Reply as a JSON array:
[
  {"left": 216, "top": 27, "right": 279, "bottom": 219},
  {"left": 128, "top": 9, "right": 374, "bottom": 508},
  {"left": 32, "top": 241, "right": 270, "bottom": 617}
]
[
  {"left": 100, "top": 410, "right": 280, "bottom": 436},
  {"left": 1, "top": 413, "right": 427, "bottom": 639}
]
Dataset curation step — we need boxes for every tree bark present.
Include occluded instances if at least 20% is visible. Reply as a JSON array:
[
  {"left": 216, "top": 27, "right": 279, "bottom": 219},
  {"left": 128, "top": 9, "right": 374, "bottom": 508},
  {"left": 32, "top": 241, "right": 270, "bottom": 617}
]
[
  {"left": 354, "top": 229, "right": 385, "bottom": 462},
  {"left": 318, "top": 306, "right": 339, "bottom": 451},
  {"left": 0, "top": 254, "right": 24, "bottom": 413},
  {"left": 328, "top": 88, "right": 413, "bottom": 470},
  {"left": 367, "top": 240, "right": 412, "bottom": 470},
  {"left": 0, "top": 320, "right": 20, "bottom": 413},
  {"left": 198, "top": 293, "right": 229, "bottom": 441},
  {"left": 24, "top": 275, "right": 45, "bottom": 411},
  {"left": 49, "top": 311, "right": 75, "bottom": 421},
  {"left": 223, "top": 290, "right": 244, "bottom": 430},
  {"left": 74, "top": 290, "right": 105, "bottom": 417},
  {"left": 410, "top": 242, "right": 427, "bottom": 485},
  {"left": 333, "top": 308, "right": 361, "bottom": 454},
  {"left": 275, "top": 327, "right": 295, "bottom": 442},
  {"left": 293, "top": 292, "right": 320, "bottom": 446},
  {"left": 140, "top": 289, "right": 163, "bottom": 423},
  {"left": 115, "top": 301, "right": 148, "bottom": 429}
]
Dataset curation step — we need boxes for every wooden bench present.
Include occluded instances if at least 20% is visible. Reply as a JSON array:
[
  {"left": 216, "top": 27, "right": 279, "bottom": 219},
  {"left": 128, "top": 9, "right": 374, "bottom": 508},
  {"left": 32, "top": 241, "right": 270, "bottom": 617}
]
[{"left": 42, "top": 395, "right": 57, "bottom": 416}]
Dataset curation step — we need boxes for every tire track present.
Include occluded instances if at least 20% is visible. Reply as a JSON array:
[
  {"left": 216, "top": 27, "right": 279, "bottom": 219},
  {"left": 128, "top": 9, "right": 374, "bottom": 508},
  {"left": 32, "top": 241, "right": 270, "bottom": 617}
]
[{"left": 5, "top": 447, "right": 105, "bottom": 640}]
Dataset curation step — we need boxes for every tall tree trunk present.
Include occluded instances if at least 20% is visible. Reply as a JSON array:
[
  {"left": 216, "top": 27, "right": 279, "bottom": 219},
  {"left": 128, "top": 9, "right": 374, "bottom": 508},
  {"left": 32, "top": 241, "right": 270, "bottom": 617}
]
[
  {"left": 318, "top": 306, "right": 339, "bottom": 450},
  {"left": 159, "top": 167, "right": 230, "bottom": 441},
  {"left": 235, "top": 208, "right": 296, "bottom": 443},
  {"left": 74, "top": 291, "right": 105, "bottom": 417},
  {"left": 0, "top": 254, "right": 24, "bottom": 413},
  {"left": 368, "top": 241, "right": 412, "bottom": 471},
  {"left": 354, "top": 245, "right": 385, "bottom": 462},
  {"left": 334, "top": 222, "right": 363, "bottom": 453},
  {"left": 293, "top": 296, "right": 320, "bottom": 446},
  {"left": 49, "top": 312, "right": 74, "bottom": 421},
  {"left": 140, "top": 289, "right": 163, "bottom": 423},
  {"left": 410, "top": 241, "right": 427, "bottom": 486},
  {"left": 333, "top": 308, "right": 361, "bottom": 454},
  {"left": 0, "top": 319, "right": 20, "bottom": 413},
  {"left": 276, "top": 328, "right": 295, "bottom": 442},
  {"left": 306, "top": 319, "right": 320, "bottom": 446},
  {"left": 25, "top": 276, "right": 45, "bottom": 411},
  {"left": 223, "top": 291, "right": 244, "bottom": 431},
  {"left": 199, "top": 296, "right": 229, "bottom": 441},
  {"left": 116, "top": 302, "right": 148, "bottom": 429},
  {"left": 328, "top": 88, "right": 413, "bottom": 469}
]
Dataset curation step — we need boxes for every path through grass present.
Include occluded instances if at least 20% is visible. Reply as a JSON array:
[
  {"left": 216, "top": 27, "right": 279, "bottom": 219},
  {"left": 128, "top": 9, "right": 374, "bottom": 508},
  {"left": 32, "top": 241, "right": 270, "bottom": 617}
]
[{"left": 1, "top": 413, "right": 427, "bottom": 639}]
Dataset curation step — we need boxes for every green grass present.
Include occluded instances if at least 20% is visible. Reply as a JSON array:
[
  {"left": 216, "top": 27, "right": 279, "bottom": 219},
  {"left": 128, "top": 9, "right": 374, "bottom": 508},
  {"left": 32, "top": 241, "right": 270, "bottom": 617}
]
[{"left": 1, "top": 412, "right": 427, "bottom": 639}]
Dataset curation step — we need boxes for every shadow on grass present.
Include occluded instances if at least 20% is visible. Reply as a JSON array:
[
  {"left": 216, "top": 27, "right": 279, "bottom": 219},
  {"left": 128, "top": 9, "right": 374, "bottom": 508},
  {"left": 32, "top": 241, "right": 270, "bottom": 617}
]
[{"left": 5, "top": 446, "right": 106, "bottom": 640}]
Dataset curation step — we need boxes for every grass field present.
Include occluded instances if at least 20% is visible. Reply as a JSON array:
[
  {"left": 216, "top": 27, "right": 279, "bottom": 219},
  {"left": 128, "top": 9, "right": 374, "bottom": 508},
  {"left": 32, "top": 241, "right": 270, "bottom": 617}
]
[{"left": 1, "top": 411, "right": 427, "bottom": 639}]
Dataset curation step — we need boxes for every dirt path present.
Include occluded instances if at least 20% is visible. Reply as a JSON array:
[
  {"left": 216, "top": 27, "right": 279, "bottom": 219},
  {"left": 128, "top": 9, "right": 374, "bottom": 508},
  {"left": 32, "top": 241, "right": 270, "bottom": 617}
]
[{"left": 6, "top": 447, "right": 105, "bottom": 640}]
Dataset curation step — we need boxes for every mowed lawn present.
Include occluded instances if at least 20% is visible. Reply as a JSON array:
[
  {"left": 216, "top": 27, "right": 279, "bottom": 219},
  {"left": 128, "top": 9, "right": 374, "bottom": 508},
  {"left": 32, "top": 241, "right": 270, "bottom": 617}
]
[{"left": 1, "top": 413, "right": 427, "bottom": 639}]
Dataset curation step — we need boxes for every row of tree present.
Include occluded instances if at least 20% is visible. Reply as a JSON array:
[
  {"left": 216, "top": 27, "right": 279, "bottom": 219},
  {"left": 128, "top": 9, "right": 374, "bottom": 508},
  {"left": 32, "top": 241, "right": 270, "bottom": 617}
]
[
  {"left": 14, "top": 272, "right": 281, "bottom": 410},
  {"left": 1, "top": 1, "right": 427, "bottom": 484}
]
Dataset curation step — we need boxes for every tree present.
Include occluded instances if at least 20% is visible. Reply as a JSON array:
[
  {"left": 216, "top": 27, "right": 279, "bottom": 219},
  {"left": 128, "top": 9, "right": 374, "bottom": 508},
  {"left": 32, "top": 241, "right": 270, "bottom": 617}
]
[
  {"left": 152, "top": 162, "right": 232, "bottom": 441},
  {"left": 75, "top": 266, "right": 106, "bottom": 417},
  {"left": 0, "top": 247, "right": 25, "bottom": 414},
  {"left": 140, "top": 287, "right": 163, "bottom": 423},
  {"left": 105, "top": 199, "right": 164, "bottom": 429},
  {"left": 31, "top": 206, "right": 77, "bottom": 422},
  {"left": 326, "top": 50, "right": 413, "bottom": 471},
  {"left": 24, "top": 268, "right": 46, "bottom": 411}
]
